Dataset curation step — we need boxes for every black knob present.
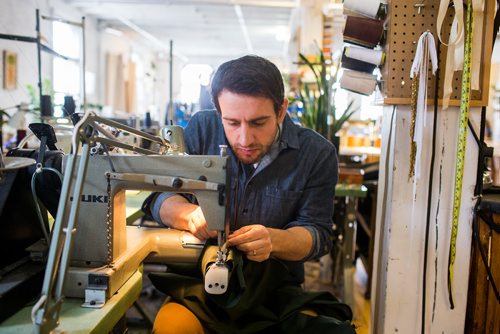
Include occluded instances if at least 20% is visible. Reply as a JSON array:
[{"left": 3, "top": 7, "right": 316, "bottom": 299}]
[{"left": 172, "top": 177, "right": 183, "bottom": 189}]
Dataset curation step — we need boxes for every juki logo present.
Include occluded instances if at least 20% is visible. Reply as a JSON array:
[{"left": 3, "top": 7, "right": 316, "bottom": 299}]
[{"left": 70, "top": 194, "right": 108, "bottom": 203}]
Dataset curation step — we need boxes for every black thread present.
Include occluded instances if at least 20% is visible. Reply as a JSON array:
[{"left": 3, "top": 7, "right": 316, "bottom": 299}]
[{"left": 422, "top": 39, "right": 440, "bottom": 334}]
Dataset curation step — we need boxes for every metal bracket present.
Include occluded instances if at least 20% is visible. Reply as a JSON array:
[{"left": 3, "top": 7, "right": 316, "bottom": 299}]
[
  {"left": 81, "top": 274, "right": 109, "bottom": 308},
  {"left": 82, "top": 286, "right": 106, "bottom": 309}
]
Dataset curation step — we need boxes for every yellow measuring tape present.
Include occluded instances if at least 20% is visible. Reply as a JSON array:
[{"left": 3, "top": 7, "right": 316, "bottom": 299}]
[{"left": 448, "top": 0, "right": 473, "bottom": 309}]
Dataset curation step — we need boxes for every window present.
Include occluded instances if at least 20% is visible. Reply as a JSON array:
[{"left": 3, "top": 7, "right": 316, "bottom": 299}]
[
  {"left": 52, "top": 21, "right": 81, "bottom": 117},
  {"left": 180, "top": 64, "right": 213, "bottom": 105}
]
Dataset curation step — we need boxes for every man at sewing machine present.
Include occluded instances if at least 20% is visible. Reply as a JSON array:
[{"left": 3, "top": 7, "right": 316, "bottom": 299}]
[{"left": 147, "top": 55, "right": 354, "bottom": 333}]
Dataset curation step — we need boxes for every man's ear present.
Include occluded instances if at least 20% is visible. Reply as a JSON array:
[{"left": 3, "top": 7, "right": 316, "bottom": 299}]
[{"left": 278, "top": 98, "right": 288, "bottom": 124}]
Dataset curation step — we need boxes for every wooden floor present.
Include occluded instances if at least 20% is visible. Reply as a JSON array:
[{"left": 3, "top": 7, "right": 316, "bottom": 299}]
[{"left": 352, "top": 259, "right": 371, "bottom": 334}]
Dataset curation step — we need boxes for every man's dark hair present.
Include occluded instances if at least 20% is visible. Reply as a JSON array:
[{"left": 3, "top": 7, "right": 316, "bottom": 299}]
[{"left": 210, "top": 55, "right": 285, "bottom": 115}]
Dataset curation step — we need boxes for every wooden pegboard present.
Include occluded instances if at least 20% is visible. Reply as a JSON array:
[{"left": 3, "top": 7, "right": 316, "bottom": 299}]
[{"left": 382, "top": 0, "right": 495, "bottom": 107}]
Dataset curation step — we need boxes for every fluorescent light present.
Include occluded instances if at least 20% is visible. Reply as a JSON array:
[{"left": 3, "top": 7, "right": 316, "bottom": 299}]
[
  {"left": 104, "top": 27, "right": 123, "bottom": 36},
  {"left": 275, "top": 27, "right": 289, "bottom": 41}
]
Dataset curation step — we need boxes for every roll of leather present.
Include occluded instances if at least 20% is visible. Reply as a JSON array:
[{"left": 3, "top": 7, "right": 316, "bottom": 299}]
[
  {"left": 341, "top": 46, "right": 385, "bottom": 73},
  {"left": 343, "top": 16, "right": 384, "bottom": 48},
  {"left": 340, "top": 69, "right": 378, "bottom": 96},
  {"left": 344, "top": 0, "right": 383, "bottom": 19},
  {"left": 344, "top": 46, "right": 385, "bottom": 65},
  {"left": 341, "top": 53, "right": 376, "bottom": 73}
]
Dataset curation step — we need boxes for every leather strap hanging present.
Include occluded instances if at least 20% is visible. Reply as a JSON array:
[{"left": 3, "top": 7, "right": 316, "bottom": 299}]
[
  {"left": 438, "top": 0, "right": 465, "bottom": 110},
  {"left": 439, "top": 0, "right": 484, "bottom": 108},
  {"left": 471, "top": 0, "right": 485, "bottom": 90}
]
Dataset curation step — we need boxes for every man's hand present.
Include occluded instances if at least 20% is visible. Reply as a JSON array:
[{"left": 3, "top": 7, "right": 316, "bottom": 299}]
[
  {"left": 227, "top": 225, "right": 273, "bottom": 262},
  {"left": 187, "top": 206, "right": 218, "bottom": 240},
  {"left": 228, "top": 225, "right": 313, "bottom": 262},
  {"left": 159, "top": 195, "right": 217, "bottom": 240}
]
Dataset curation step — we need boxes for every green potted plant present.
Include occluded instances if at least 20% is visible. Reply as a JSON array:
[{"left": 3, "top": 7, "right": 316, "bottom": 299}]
[{"left": 297, "top": 49, "right": 355, "bottom": 150}]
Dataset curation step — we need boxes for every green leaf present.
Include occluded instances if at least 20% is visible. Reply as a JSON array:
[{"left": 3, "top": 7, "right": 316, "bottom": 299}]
[
  {"left": 332, "top": 101, "right": 356, "bottom": 134},
  {"left": 297, "top": 48, "right": 357, "bottom": 140}
]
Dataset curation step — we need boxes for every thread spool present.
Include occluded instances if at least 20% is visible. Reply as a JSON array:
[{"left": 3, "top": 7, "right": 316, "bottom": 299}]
[
  {"left": 63, "top": 96, "right": 76, "bottom": 115},
  {"left": 140, "top": 112, "right": 156, "bottom": 149},
  {"left": 144, "top": 112, "right": 152, "bottom": 128},
  {"left": 40, "top": 95, "right": 53, "bottom": 117},
  {"left": 343, "top": 0, "right": 386, "bottom": 19},
  {"left": 340, "top": 69, "right": 378, "bottom": 96}
]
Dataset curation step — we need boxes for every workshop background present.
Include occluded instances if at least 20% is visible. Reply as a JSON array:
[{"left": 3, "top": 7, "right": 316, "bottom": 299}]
[{"left": 0, "top": 0, "right": 499, "bottom": 333}]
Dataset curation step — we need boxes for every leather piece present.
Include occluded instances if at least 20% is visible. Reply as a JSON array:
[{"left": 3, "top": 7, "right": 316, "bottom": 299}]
[{"left": 343, "top": 16, "right": 384, "bottom": 48}]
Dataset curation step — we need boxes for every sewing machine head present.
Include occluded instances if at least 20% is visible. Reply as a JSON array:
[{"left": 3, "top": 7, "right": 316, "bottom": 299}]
[{"left": 67, "top": 153, "right": 230, "bottom": 267}]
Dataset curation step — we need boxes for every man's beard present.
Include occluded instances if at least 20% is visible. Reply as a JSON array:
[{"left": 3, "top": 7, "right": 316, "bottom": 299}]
[
  {"left": 228, "top": 124, "right": 280, "bottom": 164},
  {"left": 232, "top": 141, "right": 273, "bottom": 164}
]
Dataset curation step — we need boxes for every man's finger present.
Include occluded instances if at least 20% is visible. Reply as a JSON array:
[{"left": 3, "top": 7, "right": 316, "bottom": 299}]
[{"left": 229, "top": 225, "right": 253, "bottom": 237}]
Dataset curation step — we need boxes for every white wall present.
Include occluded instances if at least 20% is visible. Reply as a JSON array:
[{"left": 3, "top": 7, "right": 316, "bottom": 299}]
[
  {"left": 372, "top": 105, "right": 479, "bottom": 333},
  {"left": 0, "top": 0, "right": 183, "bottom": 126},
  {"left": 0, "top": 0, "right": 99, "bottom": 109},
  {"left": 297, "top": 0, "right": 324, "bottom": 56},
  {"left": 0, "top": 0, "right": 52, "bottom": 108},
  {"left": 98, "top": 29, "right": 186, "bottom": 123}
]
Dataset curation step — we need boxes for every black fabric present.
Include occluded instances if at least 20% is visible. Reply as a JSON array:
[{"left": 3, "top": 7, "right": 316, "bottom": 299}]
[
  {"left": 0, "top": 168, "right": 43, "bottom": 269},
  {"left": 1, "top": 148, "right": 62, "bottom": 269},
  {"left": 0, "top": 170, "right": 16, "bottom": 215},
  {"left": 341, "top": 50, "right": 377, "bottom": 74},
  {"left": 150, "top": 245, "right": 354, "bottom": 334},
  {"left": 6, "top": 148, "right": 63, "bottom": 217}
]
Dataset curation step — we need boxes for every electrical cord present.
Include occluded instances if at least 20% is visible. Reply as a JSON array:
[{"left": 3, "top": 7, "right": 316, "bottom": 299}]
[{"left": 31, "top": 165, "right": 63, "bottom": 244}]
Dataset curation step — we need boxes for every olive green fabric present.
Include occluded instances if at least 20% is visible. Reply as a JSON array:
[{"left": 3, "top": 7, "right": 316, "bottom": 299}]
[{"left": 149, "top": 245, "right": 355, "bottom": 334}]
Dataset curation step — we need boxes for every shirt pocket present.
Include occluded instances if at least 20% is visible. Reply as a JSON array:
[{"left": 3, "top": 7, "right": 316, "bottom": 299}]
[{"left": 258, "top": 187, "right": 303, "bottom": 227}]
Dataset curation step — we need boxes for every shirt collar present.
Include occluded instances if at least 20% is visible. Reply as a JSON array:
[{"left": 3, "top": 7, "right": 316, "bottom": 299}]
[
  {"left": 253, "top": 113, "right": 300, "bottom": 174},
  {"left": 278, "top": 113, "right": 300, "bottom": 150}
]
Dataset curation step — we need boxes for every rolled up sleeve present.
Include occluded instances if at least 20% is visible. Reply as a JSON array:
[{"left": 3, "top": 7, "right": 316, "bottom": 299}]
[{"left": 150, "top": 192, "right": 173, "bottom": 226}]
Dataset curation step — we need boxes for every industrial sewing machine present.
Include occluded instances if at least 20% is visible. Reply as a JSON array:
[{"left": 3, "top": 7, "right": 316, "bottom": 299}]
[{"left": 26, "top": 111, "right": 231, "bottom": 333}]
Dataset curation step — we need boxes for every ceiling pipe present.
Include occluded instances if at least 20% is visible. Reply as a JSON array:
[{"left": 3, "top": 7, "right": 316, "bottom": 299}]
[
  {"left": 116, "top": 16, "right": 188, "bottom": 62},
  {"left": 234, "top": 4, "right": 254, "bottom": 54}
]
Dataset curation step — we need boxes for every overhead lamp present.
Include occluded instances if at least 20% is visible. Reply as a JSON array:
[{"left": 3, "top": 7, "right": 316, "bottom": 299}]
[
  {"left": 275, "top": 27, "right": 290, "bottom": 42},
  {"left": 104, "top": 27, "right": 123, "bottom": 36}
]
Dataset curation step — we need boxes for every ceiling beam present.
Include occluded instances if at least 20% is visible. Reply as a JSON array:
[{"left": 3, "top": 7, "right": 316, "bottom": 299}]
[
  {"left": 234, "top": 4, "right": 253, "bottom": 53},
  {"left": 116, "top": 16, "right": 189, "bottom": 61}
]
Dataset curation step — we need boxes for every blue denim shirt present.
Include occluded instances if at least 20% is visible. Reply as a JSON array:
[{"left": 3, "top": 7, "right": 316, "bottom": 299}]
[{"left": 152, "top": 109, "right": 338, "bottom": 284}]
